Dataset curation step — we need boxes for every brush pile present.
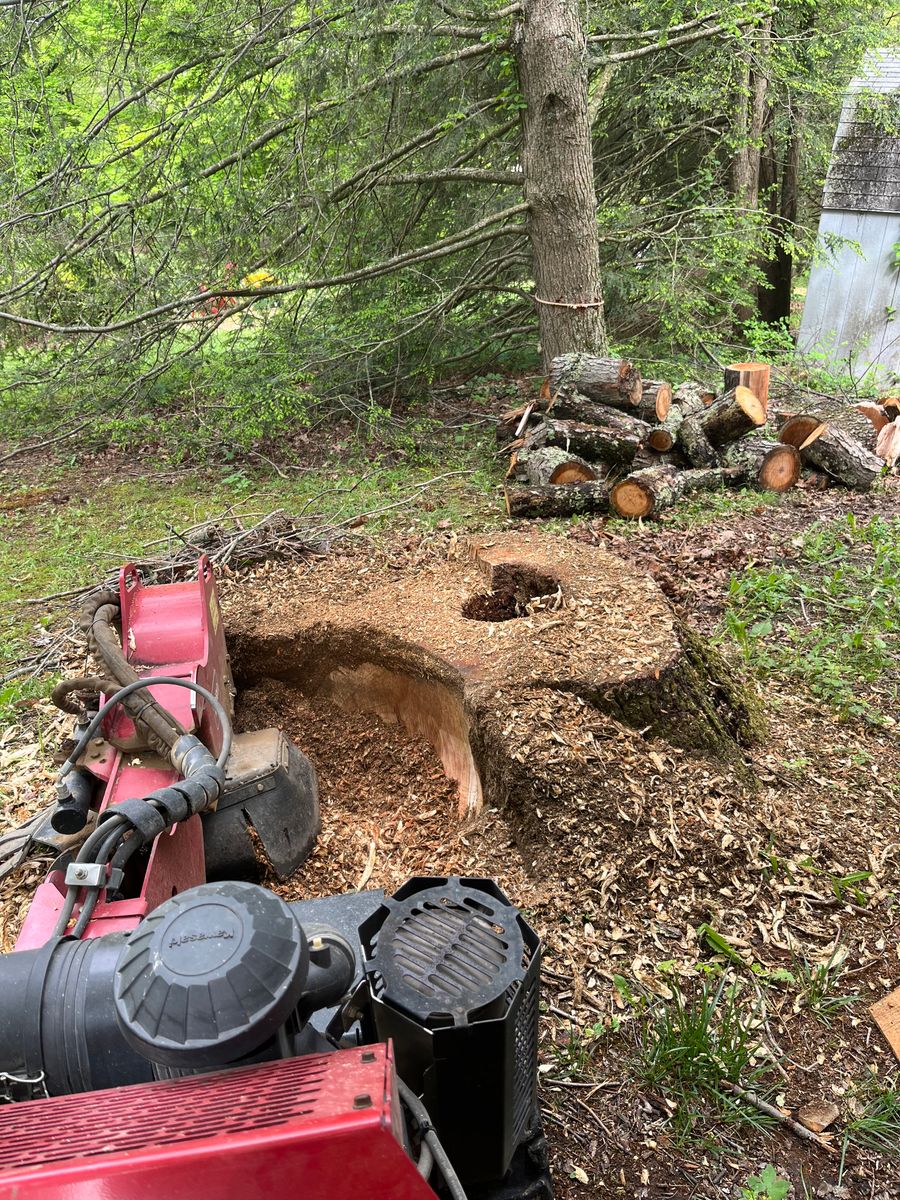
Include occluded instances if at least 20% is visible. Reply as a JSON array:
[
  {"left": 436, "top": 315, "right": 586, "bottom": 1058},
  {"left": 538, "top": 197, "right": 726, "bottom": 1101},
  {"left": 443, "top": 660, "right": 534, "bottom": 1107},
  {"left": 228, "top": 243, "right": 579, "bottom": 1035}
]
[{"left": 500, "top": 354, "right": 890, "bottom": 519}]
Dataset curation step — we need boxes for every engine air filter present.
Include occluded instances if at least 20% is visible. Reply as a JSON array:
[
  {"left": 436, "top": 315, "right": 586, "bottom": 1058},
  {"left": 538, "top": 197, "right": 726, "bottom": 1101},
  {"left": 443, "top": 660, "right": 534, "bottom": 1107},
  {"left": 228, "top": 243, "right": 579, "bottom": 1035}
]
[{"left": 114, "top": 881, "right": 308, "bottom": 1068}]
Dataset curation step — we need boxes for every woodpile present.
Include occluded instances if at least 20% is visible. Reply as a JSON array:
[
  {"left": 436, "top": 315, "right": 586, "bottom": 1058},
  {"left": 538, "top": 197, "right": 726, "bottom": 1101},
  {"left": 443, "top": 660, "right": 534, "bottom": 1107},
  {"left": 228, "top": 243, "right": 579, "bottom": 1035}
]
[{"left": 501, "top": 354, "right": 891, "bottom": 520}]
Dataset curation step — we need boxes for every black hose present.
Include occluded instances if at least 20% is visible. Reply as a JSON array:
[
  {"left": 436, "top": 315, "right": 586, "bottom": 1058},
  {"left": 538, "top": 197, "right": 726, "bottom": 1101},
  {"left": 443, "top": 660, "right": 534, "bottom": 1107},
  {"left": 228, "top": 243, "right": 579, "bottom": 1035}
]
[{"left": 396, "top": 1078, "right": 468, "bottom": 1200}]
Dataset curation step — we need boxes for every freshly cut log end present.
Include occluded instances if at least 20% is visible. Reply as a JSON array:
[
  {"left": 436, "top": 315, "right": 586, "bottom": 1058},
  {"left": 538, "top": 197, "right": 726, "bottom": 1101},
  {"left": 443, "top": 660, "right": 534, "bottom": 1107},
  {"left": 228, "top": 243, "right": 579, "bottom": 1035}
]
[
  {"left": 856, "top": 401, "right": 891, "bottom": 434},
  {"left": 722, "top": 438, "right": 800, "bottom": 492},
  {"left": 698, "top": 385, "right": 766, "bottom": 446},
  {"left": 759, "top": 444, "right": 801, "bottom": 491},
  {"left": 505, "top": 480, "right": 609, "bottom": 518},
  {"left": 610, "top": 476, "right": 657, "bottom": 518},
  {"left": 724, "top": 362, "right": 771, "bottom": 412},
  {"left": 638, "top": 380, "right": 672, "bottom": 422},
  {"left": 778, "top": 414, "right": 827, "bottom": 449},
  {"left": 517, "top": 445, "right": 598, "bottom": 486},
  {"left": 551, "top": 461, "right": 596, "bottom": 483},
  {"left": 648, "top": 427, "right": 675, "bottom": 453}
]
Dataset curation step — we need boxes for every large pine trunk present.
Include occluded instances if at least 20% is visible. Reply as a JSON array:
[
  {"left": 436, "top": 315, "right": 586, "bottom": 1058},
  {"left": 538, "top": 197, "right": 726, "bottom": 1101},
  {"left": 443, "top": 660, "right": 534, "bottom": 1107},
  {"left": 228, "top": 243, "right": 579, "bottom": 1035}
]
[{"left": 517, "top": 0, "right": 605, "bottom": 365}]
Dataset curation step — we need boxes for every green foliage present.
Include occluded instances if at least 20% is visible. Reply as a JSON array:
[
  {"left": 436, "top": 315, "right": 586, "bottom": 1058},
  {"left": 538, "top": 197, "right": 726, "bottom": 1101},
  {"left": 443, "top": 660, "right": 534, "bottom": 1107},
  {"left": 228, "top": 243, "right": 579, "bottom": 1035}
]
[
  {"left": 790, "top": 946, "right": 861, "bottom": 1020},
  {"left": 724, "top": 513, "right": 900, "bottom": 721},
  {"left": 740, "top": 1165, "right": 791, "bottom": 1200},
  {"left": 841, "top": 1072, "right": 900, "bottom": 1157}
]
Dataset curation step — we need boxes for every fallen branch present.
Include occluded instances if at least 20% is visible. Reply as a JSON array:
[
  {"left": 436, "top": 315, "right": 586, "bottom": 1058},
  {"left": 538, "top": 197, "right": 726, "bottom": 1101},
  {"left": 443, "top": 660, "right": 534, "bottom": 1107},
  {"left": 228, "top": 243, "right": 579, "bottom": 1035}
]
[{"left": 718, "top": 1080, "right": 838, "bottom": 1156}]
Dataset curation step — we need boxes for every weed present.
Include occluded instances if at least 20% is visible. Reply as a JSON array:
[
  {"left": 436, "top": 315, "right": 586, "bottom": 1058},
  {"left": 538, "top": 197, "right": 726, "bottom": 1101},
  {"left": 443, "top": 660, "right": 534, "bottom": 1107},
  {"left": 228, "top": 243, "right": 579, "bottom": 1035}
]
[
  {"left": 841, "top": 1072, "right": 900, "bottom": 1158},
  {"left": 740, "top": 1164, "right": 791, "bottom": 1200},
  {"left": 791, "top": 947, "right": 860, "bottom": 1020}
]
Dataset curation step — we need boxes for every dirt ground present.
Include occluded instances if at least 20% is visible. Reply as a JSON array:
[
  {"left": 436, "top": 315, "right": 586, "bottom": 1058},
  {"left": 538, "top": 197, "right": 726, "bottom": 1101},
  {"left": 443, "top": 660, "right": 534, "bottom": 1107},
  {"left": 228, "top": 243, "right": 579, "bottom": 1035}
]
[{"left": 0, "top": 465, "right": 898, "bottom": 1199}]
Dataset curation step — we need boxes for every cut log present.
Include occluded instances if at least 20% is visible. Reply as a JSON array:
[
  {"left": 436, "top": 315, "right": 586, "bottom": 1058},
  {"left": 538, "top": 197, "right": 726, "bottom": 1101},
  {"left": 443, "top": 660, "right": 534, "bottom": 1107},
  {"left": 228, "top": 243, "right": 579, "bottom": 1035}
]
[
  {"left": 778, "top": 414, "right": 828, "bottom": 449},
  {"left": 724, "top": 362, "right": 770, "bottom": 412},
  {"left": 673, "top": 381, "right": 716, "bottom": 408},
  {"left": 504, "top": 480, "right": 609, "bottom": 518},
  {"left": 516, "top": 446, "right": 598, "bottom": 485},
  {"left": 636, "top": 380, "right": 672, "bottom": 423},
  {"left": 610, "top": 465, "right": 742, "bottom": 519},
  {"left": 876, "top": 417, "right": 900, "bottom": 466},
  {"left": 799, "top": 426, "right": 884, "bottom": 490},
  {"left": 677, "top": 414, "right": 719, "bottom": 467},
  {"left": 648, "top": 389, "right": 709, "bottom": 452},
  {"left": 631, "top": 446, "right": 686, "bottom": 472},
  {"left": 529, "top": 413, "right": 651, "bottom": 466},
  {"left": 856, "top": 401, "right": 891, "bottom": 434},
  {"left": 721, "top": 438, "right": 801, "bottom": 492},
  {"left": 696, "top": 385, "right": 766, "bottom": 446},
  {"left": 549, "top": 353, "right": 643, "bottom": 409}
]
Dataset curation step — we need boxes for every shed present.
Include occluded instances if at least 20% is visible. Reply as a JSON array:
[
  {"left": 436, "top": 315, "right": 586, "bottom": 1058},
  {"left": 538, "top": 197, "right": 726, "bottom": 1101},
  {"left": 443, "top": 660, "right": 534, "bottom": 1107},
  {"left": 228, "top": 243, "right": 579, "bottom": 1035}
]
[{"left": 798, "top": 50, "right": 900, "bottom": 381}]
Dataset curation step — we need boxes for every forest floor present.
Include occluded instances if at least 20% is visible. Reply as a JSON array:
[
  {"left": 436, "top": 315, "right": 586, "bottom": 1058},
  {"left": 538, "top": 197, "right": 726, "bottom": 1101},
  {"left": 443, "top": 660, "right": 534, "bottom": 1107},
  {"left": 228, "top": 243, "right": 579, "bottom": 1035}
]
[{"left": 0, "top": 388, "right": 899, "bottom": 1200}]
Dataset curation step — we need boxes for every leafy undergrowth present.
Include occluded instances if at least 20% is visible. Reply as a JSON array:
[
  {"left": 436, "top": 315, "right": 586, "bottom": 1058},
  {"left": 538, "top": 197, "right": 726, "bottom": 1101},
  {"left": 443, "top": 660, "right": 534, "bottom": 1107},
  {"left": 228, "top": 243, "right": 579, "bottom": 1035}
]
[{"left": 725, "top": 513, "right": 900, "bottom": 721}]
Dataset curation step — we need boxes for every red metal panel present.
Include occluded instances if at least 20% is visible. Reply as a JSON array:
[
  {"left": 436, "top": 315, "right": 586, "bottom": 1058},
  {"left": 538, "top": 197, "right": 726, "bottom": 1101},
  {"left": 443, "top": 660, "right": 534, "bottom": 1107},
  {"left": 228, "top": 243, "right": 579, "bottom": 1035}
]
[{"left": 0, "top": 1046, "right": 438, "bottom": 1200}]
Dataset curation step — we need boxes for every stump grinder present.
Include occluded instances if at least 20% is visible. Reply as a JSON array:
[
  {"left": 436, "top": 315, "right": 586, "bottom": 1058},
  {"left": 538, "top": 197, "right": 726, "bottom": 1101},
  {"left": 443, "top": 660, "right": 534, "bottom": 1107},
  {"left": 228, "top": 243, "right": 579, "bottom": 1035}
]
[{"left": 0, "top": 558, "right": 550, "bottom": 1199}]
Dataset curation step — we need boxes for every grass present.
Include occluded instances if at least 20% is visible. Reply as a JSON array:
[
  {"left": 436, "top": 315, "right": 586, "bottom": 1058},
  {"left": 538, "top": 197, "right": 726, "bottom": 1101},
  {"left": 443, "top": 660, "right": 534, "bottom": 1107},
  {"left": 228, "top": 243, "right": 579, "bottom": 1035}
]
[
  {"left": 841, "top": 1073, "right": 900, "bottom": 1159},
  {"left": 724, "top": 512, "right": 900, "bottom": 721},
  {"left": 0, "top": 432, "right": 500, "bottom": 723},
  {"left": 635, "top": 974, "right": 776, "bottom": 1142}
]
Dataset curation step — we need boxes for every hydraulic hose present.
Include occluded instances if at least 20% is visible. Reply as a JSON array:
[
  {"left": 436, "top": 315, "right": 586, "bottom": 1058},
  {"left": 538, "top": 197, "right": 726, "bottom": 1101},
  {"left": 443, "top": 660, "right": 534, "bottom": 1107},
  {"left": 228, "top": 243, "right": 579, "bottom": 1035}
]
[
  {"left": 50, "top": 677, "right": 233, "bottom": 941},
  {"left": 397, "top": 1078, "right": 468, "bottom": 1200}
]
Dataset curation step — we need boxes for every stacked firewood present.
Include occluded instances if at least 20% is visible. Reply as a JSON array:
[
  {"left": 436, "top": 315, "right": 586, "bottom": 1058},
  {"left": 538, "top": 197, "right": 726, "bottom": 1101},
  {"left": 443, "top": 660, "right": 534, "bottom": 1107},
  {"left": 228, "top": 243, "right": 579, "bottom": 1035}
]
[{"left": 500, "top": 354, "right": 889, "bottom": 520}]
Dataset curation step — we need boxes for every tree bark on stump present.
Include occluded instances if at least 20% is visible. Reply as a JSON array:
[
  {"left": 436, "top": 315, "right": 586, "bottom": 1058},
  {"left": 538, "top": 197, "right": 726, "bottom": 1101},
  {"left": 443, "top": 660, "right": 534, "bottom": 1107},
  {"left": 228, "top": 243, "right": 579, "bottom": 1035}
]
[
  {"left": 697, "top": 385, "right": 766, "bottom": 446},
  {"left": 517, "top": 1, "right": 606, "bottom": 365},
  {"left": 505, "top": 480, "right": 609, "bottom": 517},
  {"left": 721, "top": 438, "right": 800, "bottom": 491},
  {"left": 797, "top": 426, "right": 884, "bottom": 490},
  {"left": 549, "top": 353, "right": 642, "bottom": 408},
  {"left": 516, "top": 445, "right": 598, "bottom": 485},
  {"left": 724, "top": 363, "right": 770, "bottom": 412},
  {"left": 530, "top": 413, "right": 650, "bottom": 465},
  {"left": 677, "top": 414, "right": 719, "bottom": 467},
  {"left": 610, "top": 465, "right": 740, "bottom": 518}
]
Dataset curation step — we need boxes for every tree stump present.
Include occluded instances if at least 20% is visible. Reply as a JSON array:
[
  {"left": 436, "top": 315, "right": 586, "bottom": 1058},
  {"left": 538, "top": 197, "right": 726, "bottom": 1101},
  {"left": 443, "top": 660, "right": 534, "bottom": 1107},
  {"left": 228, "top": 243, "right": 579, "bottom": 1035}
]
[{"left": 227, "top": 532, "right": 766, "bottom": 825}]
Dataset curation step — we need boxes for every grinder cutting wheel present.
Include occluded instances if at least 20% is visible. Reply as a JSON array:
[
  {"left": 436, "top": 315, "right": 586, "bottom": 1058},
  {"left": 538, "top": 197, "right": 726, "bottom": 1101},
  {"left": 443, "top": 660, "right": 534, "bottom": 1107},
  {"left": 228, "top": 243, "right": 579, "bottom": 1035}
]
[{"left": 0, "top": 558, "right": 551, "bottom": 1200}]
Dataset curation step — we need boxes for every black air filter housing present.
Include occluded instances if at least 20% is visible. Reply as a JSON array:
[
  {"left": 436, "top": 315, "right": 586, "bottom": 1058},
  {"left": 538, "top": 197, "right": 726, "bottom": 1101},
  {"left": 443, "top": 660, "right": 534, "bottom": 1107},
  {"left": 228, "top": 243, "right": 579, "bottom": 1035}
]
[{"left": 359, "top": 876, "right": 540, "bottom": 1187}]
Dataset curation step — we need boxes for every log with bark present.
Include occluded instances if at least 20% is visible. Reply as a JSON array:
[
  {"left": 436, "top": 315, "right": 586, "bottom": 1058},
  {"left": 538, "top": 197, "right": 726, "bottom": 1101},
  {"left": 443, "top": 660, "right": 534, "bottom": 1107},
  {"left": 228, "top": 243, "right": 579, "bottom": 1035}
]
[
  {"left": 696, "top": 385, "right": 767, "bottom": 446},
  {"left": 648, "top": 386, "right": 709, "bottom": 452},
  {"left": 724, "top": 362, "right": 770, "bottom": 411},
  {"left": 549, "top": 353, "right": 643, "bottom": 409},
  {"left": 677, "top": 414, "right": 719, "bottom": 467},
  {"left": 673, "top": 381, "right": 715, "bottom": 408},
  {"left": 636, "top": 379, "right": 672, "bottom": 423},
  {"left": 793, "top": 425, "right": 885, "bottom": 490},
  {"left": 721, "top": 437, "right": 801, "bottom": 492},
  {"left": 610, "top": 465, "right": 742, "bottom": 519},
  {"left": 515, "top": 445, "right": 599, "bottom": 485},
  {"left": 504, "top": 480, "right": 609, "bottom": 518},
  {"left": 529, "top": 412, "right": 652, "bottom": 466}
]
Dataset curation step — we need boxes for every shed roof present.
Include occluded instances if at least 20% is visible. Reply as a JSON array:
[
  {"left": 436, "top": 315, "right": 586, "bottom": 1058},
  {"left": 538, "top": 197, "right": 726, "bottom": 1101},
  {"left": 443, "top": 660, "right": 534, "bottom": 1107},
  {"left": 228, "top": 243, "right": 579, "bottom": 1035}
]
[{"left": 823, "top": 49, "right": 900, "bottom": 215}]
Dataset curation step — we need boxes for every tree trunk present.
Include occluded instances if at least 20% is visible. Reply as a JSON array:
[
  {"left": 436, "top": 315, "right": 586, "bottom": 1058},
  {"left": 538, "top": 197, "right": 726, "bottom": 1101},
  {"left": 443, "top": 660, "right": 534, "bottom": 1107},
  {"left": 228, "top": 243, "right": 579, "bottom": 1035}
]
[
  {"left": 505, "top": 480, "right": 609, "bottom": 517},
  {"left": 517, "top": 0, "right": 605, "bottom": 366},
  {"left": 797, "top": 427, "right": 884, "bottom": 490},
  {"left": 677, "top": 414, "right": 719, "bottom": 467},
  {"left": 758, "top": 102, "right": 801, "bottom": 324}
]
